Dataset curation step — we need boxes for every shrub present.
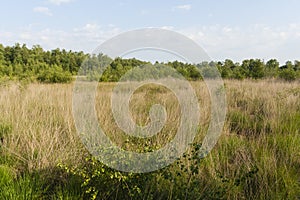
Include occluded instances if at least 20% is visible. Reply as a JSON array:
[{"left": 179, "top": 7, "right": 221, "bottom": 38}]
[
  {"left": 279, "top": 68, "right": 296, "bottom": 81},
  {"left": 37, "top": 65, "right": 73, "bottom": 83},
  {"left": 58, "top": 157, "right": 157, "bottom": 200}
]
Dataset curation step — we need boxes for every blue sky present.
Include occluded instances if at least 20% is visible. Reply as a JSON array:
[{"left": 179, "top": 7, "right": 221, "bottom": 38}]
[{"left": 1, "top": 0, "right": 300, "bottom": 63}]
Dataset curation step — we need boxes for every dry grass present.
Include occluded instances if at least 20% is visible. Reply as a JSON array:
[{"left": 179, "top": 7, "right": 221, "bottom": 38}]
[
  {"left": 0, "top": 83, "right": 84, "bottom": 171},
  {"left": 95, "top": 81, "right": 211, "bottom": 151},
  {"left": 0, "top": 79, "right": 299, "bottom": 199}
]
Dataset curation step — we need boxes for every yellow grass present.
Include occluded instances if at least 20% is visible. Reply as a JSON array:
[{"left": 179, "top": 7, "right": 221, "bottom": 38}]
[{"left": 0, "top": 79, "right": 299, "bottom": 183}]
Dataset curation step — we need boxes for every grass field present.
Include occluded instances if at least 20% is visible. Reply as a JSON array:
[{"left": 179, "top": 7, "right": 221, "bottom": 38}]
[{"left": 0, "top": 79, "right": 299, "bottom": 199}]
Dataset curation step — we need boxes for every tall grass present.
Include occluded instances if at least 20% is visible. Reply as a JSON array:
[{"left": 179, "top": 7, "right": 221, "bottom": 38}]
[
  {"left": 0, "top": 79, "right": 299, "bottom": 199},
  {"left": 0, "top": 83, "right": 84, "bottom": 171}
]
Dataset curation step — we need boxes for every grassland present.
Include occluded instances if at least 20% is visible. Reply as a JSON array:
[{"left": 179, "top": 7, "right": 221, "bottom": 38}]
[{"left": 0, "top": 79, "right": 299, "bottom": 199}]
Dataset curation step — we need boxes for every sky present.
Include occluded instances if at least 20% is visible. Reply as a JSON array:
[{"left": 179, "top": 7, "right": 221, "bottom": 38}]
[{"left": 1, "top": 0, "right": 300, "bottom": 64}]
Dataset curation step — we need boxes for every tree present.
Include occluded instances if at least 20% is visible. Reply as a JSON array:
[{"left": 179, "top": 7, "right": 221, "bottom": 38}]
[
  {"left": 265, "top": 59, "right": 279, "bottom": 78},
  {"left": 248, "top": 59, "right": 265, "bottom": 79},
  {"left": 281, "top": 61, "right": 293, "bottom": 69},
  {"left": 279, "top": 68, "right": 296, "bottom": 81},
  {"left": 37, "top": 65, "right": 73, "bottom": 83},
  {"left": 0, "top": 44, "right": 5, "bottom": 65},
  {"left": 279, "top": 61, "right": 296, "bottom": 81},
  {"left": 293, "top": 60, "right": 300, "bottom": 71},
  {"left": 0, "top": 42, "right": 299, "bottom": 83}
]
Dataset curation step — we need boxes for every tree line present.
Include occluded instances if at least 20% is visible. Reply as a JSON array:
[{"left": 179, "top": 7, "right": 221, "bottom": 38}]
[
  {"left": 0, "top": 43, "right": 87, "bottom": 83},
  {"left": 0, "top": 43, "right": 299, "bottom": 83}
]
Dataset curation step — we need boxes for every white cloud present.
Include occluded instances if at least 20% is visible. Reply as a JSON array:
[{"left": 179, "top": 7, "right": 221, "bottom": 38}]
[
  {"left": 161, "top": 26, "right": 174, "bottom": 30},
  {"left": 48, "top": 0, "right": 73, "bottom": 6},
  {"left": 179, "top": 24, "right": 300, "bottom": 64},
  {"left": 82, "top": 23, "right": 101, "bottom": 32},
  {"left": 20, "top": 33, "right": 31, "bottom": 40},
  {"left": 174, "top": 4, "right": 192, "bottom": 11},
  {"left": 0, "top": 31, "right": 13, "bottom": 38},
  {"left": 0, "top": 24, "right": 121, "bottom": 53},
  {"left": 33, "top": 6, "right": 52, "bottom": 16},
  {"left": 1, "top": 23, "right": 300, "bottom": 64}
]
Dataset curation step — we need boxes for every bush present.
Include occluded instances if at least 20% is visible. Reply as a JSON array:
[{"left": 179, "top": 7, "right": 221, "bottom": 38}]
[
  {"left": 59, "top": 157, "right": 157, "bottom": 200},
  {"left": 279, "top": 68, "right": 297, "bottom": 81},
  {"left": 37, "top": 65, "right": 73, "bottom": 83}
]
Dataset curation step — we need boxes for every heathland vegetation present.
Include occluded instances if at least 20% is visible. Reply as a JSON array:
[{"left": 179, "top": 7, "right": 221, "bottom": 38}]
[{"left": 0, "top": 44, "right": 299, "bottom": 199}]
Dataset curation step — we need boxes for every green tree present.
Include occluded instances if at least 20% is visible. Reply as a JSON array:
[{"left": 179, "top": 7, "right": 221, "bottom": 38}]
[
  {"left": 265, "top": 59, "right": 279, "bottom": 78},
  {"left": 279, "top": 61, "right": 297, "bottom": 81},
  {"left": 293, "top": 60, "right": 300, "bottom": 71},
  {"left": 37, "top": 65, "right": 73, "bottom": 83},
  {"left": 248, "top": 59, "right": 265, "bottom": 79}
]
